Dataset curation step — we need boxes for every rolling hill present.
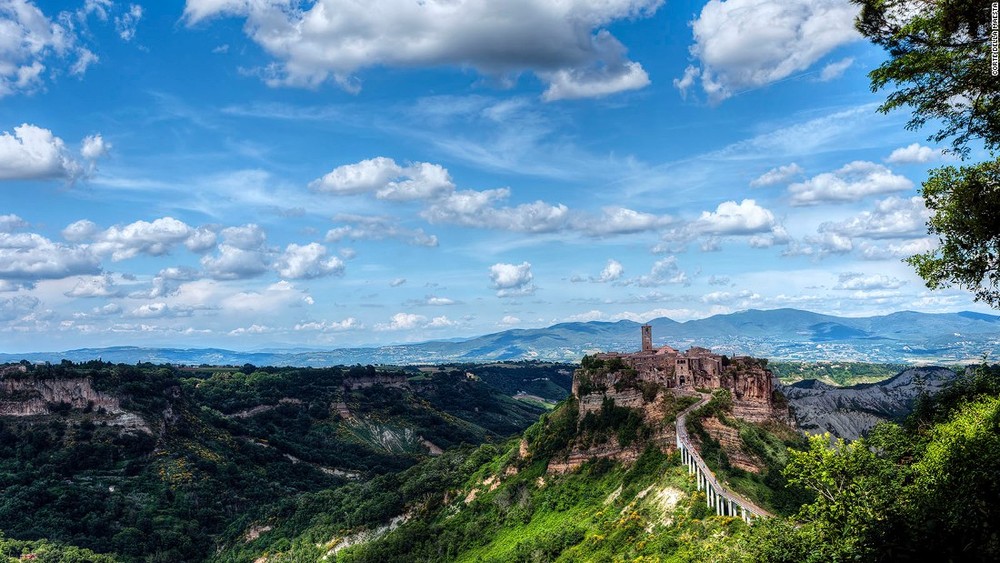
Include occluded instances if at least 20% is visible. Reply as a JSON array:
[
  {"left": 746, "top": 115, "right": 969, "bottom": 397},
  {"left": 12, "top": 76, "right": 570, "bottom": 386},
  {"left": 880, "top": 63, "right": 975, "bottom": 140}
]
[{"left": 0, "top": 308, "right": 996, "bottom": 366}]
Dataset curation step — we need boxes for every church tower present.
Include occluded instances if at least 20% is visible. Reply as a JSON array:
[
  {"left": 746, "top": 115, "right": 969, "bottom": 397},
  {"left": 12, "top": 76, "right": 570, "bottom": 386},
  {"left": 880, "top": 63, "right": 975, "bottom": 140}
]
[{"left": 641, "top": 324, "right": 652, "bottom": 352}]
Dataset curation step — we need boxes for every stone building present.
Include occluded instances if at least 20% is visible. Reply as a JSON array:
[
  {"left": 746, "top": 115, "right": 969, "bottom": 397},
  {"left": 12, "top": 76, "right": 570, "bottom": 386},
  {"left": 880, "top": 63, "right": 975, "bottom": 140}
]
[{"left": 586, "top": 325, "right": 778, "bottom": 421}]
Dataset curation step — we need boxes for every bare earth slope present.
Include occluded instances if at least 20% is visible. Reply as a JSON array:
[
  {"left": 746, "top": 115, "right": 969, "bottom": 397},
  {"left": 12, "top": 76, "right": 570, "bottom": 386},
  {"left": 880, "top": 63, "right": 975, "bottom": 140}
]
[{"left": 783, "top": 367, "right": 955, "bottom": 439}]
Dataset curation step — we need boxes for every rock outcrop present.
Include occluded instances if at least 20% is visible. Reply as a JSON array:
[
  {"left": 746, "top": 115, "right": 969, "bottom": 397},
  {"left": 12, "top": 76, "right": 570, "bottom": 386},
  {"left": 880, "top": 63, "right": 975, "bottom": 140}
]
[
  {"left": 343, "top": 374, "right": 409, "bottom": 390},
  {"left": 782, "top": 366, "right": 955, "bottom": 439},
  {"left": 0, "top": 372, "right": 152, "bottom": 434},
  {"left": 0, "top": 376, "right": 123, "bottom": 416},
  {"left": 696, "top": 416, "right": 761, "bottom": 473},
  {"left": 585, "top": 326, "right": 783, "bottom": 423},
  {"left": 549, "top": 326, "right": 793, "bottom": 473}
]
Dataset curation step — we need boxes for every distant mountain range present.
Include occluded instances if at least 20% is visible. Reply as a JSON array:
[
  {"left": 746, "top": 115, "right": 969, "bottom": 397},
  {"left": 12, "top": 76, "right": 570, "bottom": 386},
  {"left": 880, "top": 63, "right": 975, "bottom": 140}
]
[{"left": 1, "top": 308, "right": 998, "bottom": 366}]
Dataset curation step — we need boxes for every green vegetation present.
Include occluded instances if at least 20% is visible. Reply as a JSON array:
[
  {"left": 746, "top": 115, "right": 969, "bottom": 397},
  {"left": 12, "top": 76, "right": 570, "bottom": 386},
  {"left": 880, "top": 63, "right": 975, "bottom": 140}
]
[
  {"left": 685, "top": 390, "right": 810, "bottom": 516},
  {"left": 770, "top": 361, "right": 906, "bottom": 386},
  {"left": 0, "top": 360, "right": 548, "bottom": 562},
  {"left": 721, "top": 363, "right": 1000, "bottom": 562},
  {"left": 853, "top": 0, "right": 997, "bottom": 156},
  {"left": 905, "top": 159, "right": 1000, "bottom": 307},
  {"left": 330, "top": 363, "right": 1000, "bottom": 563},
  {"left": 297, "top": 442, "right": 741, "bottom": 563},
  {"left": 0, "top": 532, "right": 118, "bottom": 563},
  {"left": 412, "top": 362, "right": 574, "bottom": 403},
  {"left": 5, "top": 358, "right": 1000, "bottom": 562},
  {"left": 852, "top": 0, "right": 1000, "bottom": 307},
  {"left": 216, "top": 359, "right": 804, "bottom": 562}
]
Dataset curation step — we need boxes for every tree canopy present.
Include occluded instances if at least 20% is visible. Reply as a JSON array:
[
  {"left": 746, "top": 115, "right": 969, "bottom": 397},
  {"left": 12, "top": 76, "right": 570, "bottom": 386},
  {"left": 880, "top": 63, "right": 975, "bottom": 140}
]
[
  {"left": 853, "top": 0, "right": 999, "bottom": 157},
  {"left": 853, "top": 0, "right": 1000, "bottom": 307},
  {"left": 905, "top": 158, "right": 1000, "bottom": 306}
]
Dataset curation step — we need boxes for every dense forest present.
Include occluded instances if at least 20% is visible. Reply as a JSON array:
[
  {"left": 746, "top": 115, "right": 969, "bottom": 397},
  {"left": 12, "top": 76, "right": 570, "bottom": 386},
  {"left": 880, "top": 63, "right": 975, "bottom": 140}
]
[
  {"left": 0, "top": 360, "right": 566, "bottom": 561},
  {"left": 2, "top": 360, "right": 999, "bottom": 562},
  {"left": 210, "top": 363, "right": 1000, "bottom": 562}
]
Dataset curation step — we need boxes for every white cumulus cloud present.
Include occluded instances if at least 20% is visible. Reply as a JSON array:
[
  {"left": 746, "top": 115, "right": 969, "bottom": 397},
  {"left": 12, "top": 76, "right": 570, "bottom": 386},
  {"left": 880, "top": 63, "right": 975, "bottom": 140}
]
[
  {"left": 0, "top": 214, "right": 27, "bottom": 232},
  {"left": 64, "top": 274, "right": 122, "bottom": 298},
  {"left": 0, "top": 124, "right": 85, "bottom": 180},
  {"left": 0, "top": 294, "right": 39, "bottom": 321},
  {"left": 376, "top": 312, "right": 427, "bottom": 331},
  {"left": 498, "top": 315, "right": 521, "bottom": 327},
  {"left": 85, "top": 217, "right": 204, "bottom": 261},
  {"left": 275, "top": 243, "right": 345, "bottom": 279},
  {"left": 677, "top": 0, "right": 860, "bottom": 102},
  {"left": 622, "top": 256, "right": 688, "bottom": 287},
  {"left": 130, "top": 302, "right": 191, "bottom": 319},
  {"left": 834, "top": 272, "right": 905, "bottom": 290},
  {"left": 309, "top": 157, "right": 454, "bottom": 200},
  {"left": 693, "top": 199, "right": 777, "bottom": 235},
  {"left": 0, "top": 1, "right": 95, "bottom": 98},
  {"left": 858, "top": 238, "right": 937, "bottom": 261},
  {"left": 597, "top": 259, "right": 625, "bottom": 283},
  {"left": 427, "top": 315, "right": 456, "bottom": 328},
  {"left": 489, "top": 261, "right": 536, "bottom": 297},
  {"left": 325, "top": 214, "right": 438, "bottom": 247},
  {"left": 80, "top": 133, "right": 111, "bottom": 160},
  {"left": 184, "top": 0, "right": 660, "bottom": 100},
  {"left": 425, "top": 188, "right": 571, "bottom": 233},
  {"left": 886, "top": 143, "right": 945, "bottom": 164},
  {"left": 229, "top": 324, "right": 270, "bottom": 335},
  {"left": 582, "top": 207, "right": 671, "bottom": 236},
  {"left": 0, "top": 230, "right": 100, "bottom": 282},
  {"left": 788, "top": 161, "right": 913, "bottom": 206},
  {"left": 200, "top": 224, "right": 273, "bottom": 280},
  {"left": 139, "top": 266, "right": 199, "bottom": 299},
  {"left": 313, "top": 157, "right": 669, "bottom": 238},
  {"left": 818, "top": 196, "right": 930, "bottom": 239}
]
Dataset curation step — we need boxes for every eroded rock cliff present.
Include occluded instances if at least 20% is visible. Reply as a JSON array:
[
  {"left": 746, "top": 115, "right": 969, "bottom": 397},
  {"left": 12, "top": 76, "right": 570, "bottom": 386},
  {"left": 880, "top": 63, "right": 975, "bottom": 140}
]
[
  {"left": 0, "top": 372, "right": 151, "bottom": 434},
  {"left": 782, "top": 366, "right": 955, "bottom": 439}
]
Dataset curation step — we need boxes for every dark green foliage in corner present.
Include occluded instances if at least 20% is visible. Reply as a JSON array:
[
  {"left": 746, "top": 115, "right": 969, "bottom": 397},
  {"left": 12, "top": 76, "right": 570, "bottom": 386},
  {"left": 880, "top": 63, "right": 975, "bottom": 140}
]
[
  {"left": 729, "top": 363, "right": 1000, "bottom": 563},
  {"left": 905, "top": 158, "right": 1000, "bottom": 307},
  {"left": 852, "top": 0, "right": 998, "bottom": 156}
]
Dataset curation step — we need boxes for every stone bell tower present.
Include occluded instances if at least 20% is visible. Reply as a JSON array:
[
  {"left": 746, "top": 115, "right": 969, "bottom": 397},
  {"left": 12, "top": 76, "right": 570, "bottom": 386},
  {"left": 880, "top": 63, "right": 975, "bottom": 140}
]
[{"left": 641, "top": 324, "right": 652, "bottom": 352}]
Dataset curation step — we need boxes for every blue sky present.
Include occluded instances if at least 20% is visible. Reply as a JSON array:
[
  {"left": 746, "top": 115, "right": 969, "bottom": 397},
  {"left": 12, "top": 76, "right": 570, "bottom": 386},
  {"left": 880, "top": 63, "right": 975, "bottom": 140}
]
[{"left": 0, "top": 0, "right": 991, "bottom": 352}]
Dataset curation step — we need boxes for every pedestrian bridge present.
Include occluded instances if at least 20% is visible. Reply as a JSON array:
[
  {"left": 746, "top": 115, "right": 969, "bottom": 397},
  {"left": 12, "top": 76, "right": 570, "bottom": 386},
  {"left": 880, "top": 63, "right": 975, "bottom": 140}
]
[{"left": 675, "top": 393, "right": 771, "bottom": 522}]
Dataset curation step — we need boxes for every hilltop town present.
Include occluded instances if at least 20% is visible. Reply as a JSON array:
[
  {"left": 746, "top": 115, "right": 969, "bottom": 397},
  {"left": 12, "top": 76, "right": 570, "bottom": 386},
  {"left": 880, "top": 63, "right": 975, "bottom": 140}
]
[
  {"left": 547, "top": 325, "right": 789, "bottom": 473},
  {"left": 577, "top": 325, "right": 783, "bottom": 421}
]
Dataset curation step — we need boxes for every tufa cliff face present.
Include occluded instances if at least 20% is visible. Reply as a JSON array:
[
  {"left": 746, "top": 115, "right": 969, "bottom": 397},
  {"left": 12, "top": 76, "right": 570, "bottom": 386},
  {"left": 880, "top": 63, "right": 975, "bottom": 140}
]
[
  {"left": 548, "top": 380, "right": 690, "bottom": 473},
  {"left": 550, "top": 329, "right": 793, "bottom": 473},
  {"left": 0, "top": 369, "right": 152, "bottom": 434},
  {"left": 343, "top": 373, "right": 410, "bottom": 390},
  {"left": 0, "top": 376, "right": 123, "bottom": 416},
  {"left": 578, "top": 327, "right": 785, "bottom": 423}
]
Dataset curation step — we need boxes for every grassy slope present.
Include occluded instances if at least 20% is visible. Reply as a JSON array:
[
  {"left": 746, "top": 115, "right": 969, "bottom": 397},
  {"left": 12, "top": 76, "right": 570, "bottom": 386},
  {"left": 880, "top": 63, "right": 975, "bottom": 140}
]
[
  {"left": 239, "top": 377, "right": 800, "bottom": 563},
  {"left": 684, "top": 391, "right": 809, "bottom": 516}
]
